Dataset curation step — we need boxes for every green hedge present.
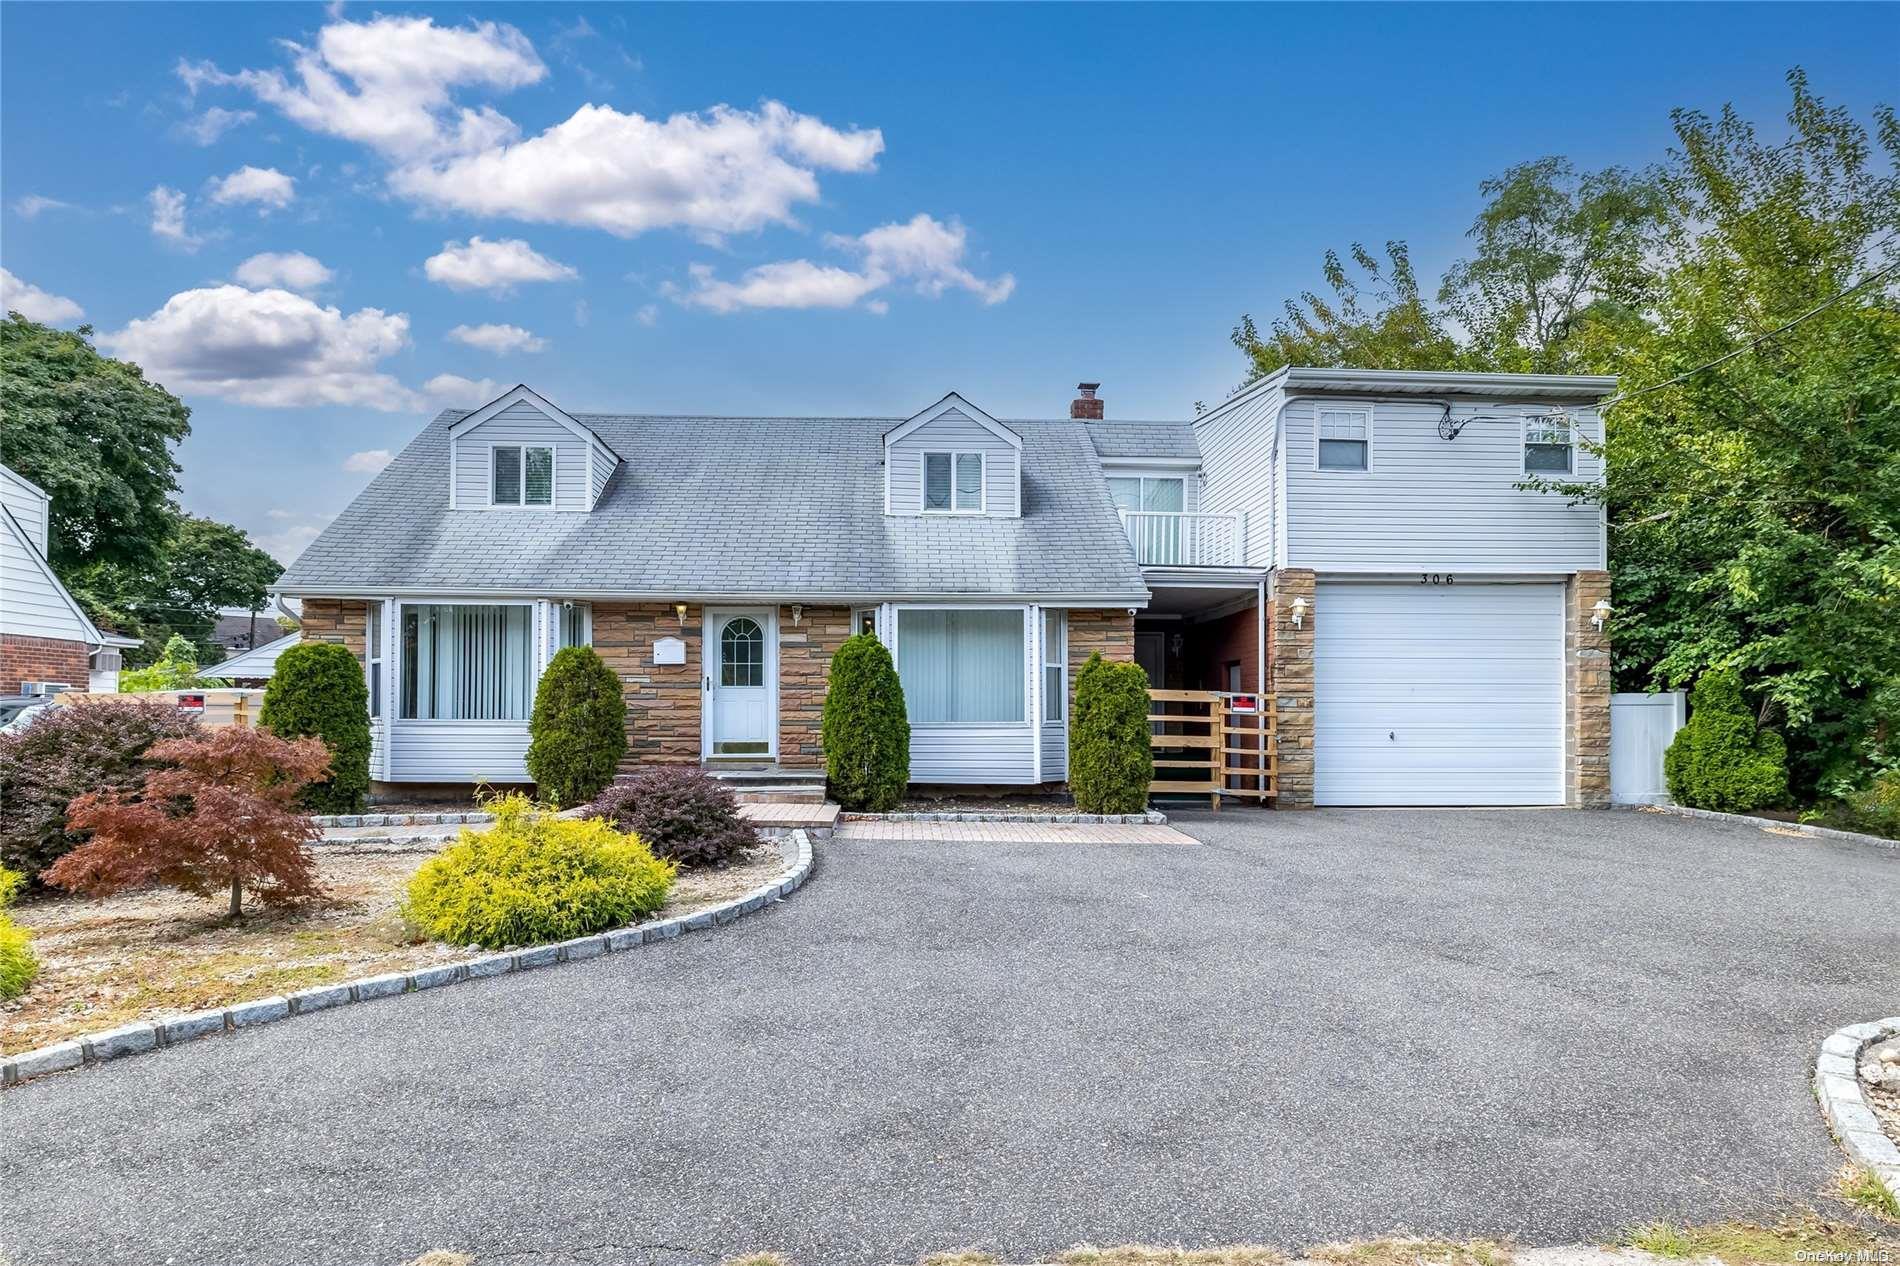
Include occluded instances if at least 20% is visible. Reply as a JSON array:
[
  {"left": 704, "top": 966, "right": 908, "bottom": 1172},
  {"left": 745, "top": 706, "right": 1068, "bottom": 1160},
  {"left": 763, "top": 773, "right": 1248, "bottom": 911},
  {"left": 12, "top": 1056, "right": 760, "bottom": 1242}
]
[
  {"left": 822, "top": 632, "right": 910, "bottom": 811},
  {"left": 526, "top": 646, "right": 628, "bottom": 807},
  {"left": 1070, "top": 652, "right": 1153, "bottom": 814},
  {"left": 260, "top": 641, "right": 371, "bottom": 814},
  {"left": 1664, "top": 669, "right": 1789, "bottom": 813}
]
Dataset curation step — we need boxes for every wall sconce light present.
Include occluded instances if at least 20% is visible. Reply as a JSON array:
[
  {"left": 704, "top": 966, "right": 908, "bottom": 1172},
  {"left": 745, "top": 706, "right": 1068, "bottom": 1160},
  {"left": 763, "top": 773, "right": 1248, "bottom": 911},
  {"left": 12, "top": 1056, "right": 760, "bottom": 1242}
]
[
  {"left": 1291, "top": 596, "right": 1308, "bottom": 628},
  {"left": 674, "top": 602, "right": 688, "bottom": 627},
  {"left": 1591, "top": 599, "right": 1613, "bottom": 631},
  {"left": 790, "top": 603, "right": 803, "bottom": 627},
  {"left": 1169, "top": 633, "right": 1184, "bottom": 656}
]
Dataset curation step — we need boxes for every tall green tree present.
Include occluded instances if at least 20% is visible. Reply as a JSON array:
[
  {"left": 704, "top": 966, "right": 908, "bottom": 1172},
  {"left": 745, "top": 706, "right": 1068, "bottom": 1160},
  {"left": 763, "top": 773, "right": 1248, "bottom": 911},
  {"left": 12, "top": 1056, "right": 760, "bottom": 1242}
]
[
  {"left": 0, "top": 316, "right": 189, "bottom": 573},
  {"left": 1231, "top": 242, "right": 1458, "bottom": 380}
]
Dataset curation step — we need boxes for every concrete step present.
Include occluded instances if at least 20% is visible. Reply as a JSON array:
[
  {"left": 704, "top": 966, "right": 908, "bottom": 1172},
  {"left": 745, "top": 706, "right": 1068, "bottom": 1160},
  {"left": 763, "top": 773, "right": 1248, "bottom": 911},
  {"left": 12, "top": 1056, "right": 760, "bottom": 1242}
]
[{"left": 703, "top": 764, "right": 827, "bottom": 803}]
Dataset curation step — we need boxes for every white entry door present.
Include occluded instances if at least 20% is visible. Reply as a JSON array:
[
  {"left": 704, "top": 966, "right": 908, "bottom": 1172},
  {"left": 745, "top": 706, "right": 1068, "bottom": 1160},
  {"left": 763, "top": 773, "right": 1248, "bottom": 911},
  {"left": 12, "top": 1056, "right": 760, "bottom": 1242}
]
[
  {"left": 706, "top": 610, "right": 774, "bottom": 757},
  {"left": 1314, "top": 581, "right": 1564, "bottom": 806}
]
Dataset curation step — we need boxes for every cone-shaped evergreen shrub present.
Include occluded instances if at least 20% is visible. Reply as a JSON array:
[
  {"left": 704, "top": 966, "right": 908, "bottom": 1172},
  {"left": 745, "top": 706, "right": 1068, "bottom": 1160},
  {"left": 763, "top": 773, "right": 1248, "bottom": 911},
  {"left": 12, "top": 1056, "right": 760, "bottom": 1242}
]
[
  {"left": 1663, "top": 669, "right": 1789, "bottom": 813},
  {"left": 526, "top": 646, "right": 628, "bottom": 807},
  {"left": 1070, "top": 652, "right": 1153, "bottom": 814},
  {"left": 260, "top": 641, "right": 371, "bottom": 814},
  {"left": 822, "top": 632, "right": 909, "bottom": 811}
]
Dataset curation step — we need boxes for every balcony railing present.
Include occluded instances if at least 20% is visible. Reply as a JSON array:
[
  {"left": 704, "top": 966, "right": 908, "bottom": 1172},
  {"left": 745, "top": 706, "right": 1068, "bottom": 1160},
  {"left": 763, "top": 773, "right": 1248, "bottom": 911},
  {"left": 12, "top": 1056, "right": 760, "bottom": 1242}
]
[{"left": 1118, "top": 510, "right": 1245, "bottom": 567}]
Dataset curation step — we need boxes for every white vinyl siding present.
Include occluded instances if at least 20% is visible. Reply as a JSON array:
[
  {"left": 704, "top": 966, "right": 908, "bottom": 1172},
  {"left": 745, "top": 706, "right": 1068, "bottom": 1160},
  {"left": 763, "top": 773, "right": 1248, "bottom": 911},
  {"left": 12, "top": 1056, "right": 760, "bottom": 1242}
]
[
  {"left": 0, "top": 466, "right": 51, "bottom": 556},
  {"left": 588, "top": 445, "right": 617, "bottom": 506},
  {"left": 0, "top": 508, "right": 97, "bottom": 645},
  {"left": 386, "top": 720, "right": 531, "bottom": 782},
  {"left": 1315, "top": 581, "right": 1564, "bottom": 806},
  {"left": 887, "top": 407, "right": 1020, "bottom": 516},
  {"left": 1192, "top": 384, "right": 1278, "bottom": 569},
  {"left": 1281, "top": 398, "right": 1606, "bottom": 571},
  {"left": 452, "top": 400, "right": 589, "bottom": 510}
]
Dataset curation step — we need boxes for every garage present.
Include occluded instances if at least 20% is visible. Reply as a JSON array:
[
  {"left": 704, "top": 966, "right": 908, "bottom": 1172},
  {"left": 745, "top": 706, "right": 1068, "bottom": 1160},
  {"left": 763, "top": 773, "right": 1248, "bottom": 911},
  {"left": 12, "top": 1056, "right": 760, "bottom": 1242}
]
[{"left": 1314, "top": 580, "right": 1564, "bottom": 806}]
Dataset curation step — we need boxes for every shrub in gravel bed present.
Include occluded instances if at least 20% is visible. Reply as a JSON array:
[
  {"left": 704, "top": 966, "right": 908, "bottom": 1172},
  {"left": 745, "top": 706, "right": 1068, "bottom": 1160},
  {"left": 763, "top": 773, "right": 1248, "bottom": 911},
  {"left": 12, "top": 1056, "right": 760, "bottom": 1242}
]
[
  {"left": 405, "top": 793, "right": 674, "bottom": 948},
  {"left": 0, "top": 697, "right": 200, "bottom": 881},
  {"left": 261, "top": 640, "right": 371, "bottom": 814},
  {"left": 585, "top": 767, "right": 760, "bottom": 869}
]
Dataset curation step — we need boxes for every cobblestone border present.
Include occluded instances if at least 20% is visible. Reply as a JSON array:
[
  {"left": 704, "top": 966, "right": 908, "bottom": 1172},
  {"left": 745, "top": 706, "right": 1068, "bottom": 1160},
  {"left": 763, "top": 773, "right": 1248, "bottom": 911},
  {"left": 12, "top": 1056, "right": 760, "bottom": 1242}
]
[
  {"left": 311, "top": 810, "right": 495, "bottom": 828},
  {"left": 1618, "top": 803, "right": 1900, "bottom": 851},
  {"left": 2, "top": 830, "right": 814, "bottom": 1088},
  {"left": 841, "top": 809, "right": 1167, "bottom": 825},
  {"left": 1814, "top": 1017, "right": 1900, "bottom": 1203}
]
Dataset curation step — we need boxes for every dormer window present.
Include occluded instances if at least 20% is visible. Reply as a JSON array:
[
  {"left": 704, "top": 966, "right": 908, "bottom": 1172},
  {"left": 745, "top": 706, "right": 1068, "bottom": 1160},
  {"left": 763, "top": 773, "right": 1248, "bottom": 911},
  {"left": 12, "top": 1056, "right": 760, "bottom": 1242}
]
[
  {"left": 1524, "top": 416, "right": 1574, "bottom": 473},
  {"left": 492, "top": 445, "right": 554, "bottom": 507},
  {"left": 924, "top": 451, "right": 984, "bottom": 513}
]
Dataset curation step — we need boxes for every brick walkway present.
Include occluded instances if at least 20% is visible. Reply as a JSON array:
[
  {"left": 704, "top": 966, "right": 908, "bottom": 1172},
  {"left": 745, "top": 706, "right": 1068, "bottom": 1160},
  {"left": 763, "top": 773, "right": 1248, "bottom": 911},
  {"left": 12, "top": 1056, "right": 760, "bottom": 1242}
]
[
  {"left": 835, "top": 819, "right": 1196, "bottom": 845},
  {"left": 735, "top": 802, "right": 841, "bottom": 829}
]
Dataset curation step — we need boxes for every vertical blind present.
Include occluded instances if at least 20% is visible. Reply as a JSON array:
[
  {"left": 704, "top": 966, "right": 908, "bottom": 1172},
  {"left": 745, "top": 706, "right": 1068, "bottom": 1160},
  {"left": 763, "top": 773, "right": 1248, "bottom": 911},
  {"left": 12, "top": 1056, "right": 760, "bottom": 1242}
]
[
  {"left": 400, "top": 604, "right": 533, "bottom": 719},
  {"left": 897, "top": 608, "right": 1025, "bottom": 723}
]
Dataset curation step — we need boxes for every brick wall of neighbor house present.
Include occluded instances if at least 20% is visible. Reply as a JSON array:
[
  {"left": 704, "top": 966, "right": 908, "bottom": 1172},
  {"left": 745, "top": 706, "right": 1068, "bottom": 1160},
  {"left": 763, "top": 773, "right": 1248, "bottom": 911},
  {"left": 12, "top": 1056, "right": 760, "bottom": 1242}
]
[
  {"left": 593, "top": 603, "right": 703, "bottom": 769},
  {"left": 1185, "top": 603, "right": 1263, "bottom": 693},
  {"left": 1067, "top": 607, "right": 1136, "bottom": 710},
  {"left": 777, "top": 604, "right": 852, "bottom": 769},
  {"left": 1268, "top": 569, "right": 1315, "bottom": 808},
  {"left": 1565, "top": 569, "right": 1612, "bottom": 808},
  {"left": 0, "top": 633, "right": 91, "bottom": 693},
  {"left": 298, "top": 599, "right": 368, "bottom": 660}
]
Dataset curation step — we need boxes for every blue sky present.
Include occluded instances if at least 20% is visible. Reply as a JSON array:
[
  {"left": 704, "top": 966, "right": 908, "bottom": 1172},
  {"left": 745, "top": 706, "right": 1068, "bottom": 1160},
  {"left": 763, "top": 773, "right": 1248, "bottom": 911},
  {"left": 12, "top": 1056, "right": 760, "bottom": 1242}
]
[{"left": 3, "top": 3, "right": 1896, "bottom": 563}]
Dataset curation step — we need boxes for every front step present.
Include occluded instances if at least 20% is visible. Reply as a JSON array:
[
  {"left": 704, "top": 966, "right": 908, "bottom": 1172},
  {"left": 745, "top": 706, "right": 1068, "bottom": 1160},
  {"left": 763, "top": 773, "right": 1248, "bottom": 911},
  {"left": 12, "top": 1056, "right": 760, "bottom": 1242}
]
[{"left": 702, "top": 763, "right": 827, "bottom": 804}]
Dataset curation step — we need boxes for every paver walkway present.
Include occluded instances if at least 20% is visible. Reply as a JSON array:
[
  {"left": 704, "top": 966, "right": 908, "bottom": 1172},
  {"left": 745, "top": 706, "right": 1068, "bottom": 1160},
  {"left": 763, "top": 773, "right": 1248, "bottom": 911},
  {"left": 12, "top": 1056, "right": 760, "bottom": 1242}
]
[
  {"left": 835, "top": 818, "right": 1194, "bottom": 844},
  {"left": 736, "top": 801, "right": 842, "bottom": 829}
]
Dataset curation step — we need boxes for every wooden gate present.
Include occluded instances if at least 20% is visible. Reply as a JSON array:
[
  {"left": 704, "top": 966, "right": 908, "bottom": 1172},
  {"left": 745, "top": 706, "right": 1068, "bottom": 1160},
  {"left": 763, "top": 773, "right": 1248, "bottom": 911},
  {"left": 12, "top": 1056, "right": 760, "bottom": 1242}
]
[{"left": 1147, "top": 689, "right": 1277, "bottom": 810}]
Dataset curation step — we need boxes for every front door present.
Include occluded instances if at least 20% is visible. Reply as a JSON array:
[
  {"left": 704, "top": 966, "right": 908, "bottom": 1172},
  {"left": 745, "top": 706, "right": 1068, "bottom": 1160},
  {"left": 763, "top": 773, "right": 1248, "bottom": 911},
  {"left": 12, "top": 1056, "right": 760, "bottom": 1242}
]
[{"left": 707, "top": 610, "right": 773, "bottom": 756}]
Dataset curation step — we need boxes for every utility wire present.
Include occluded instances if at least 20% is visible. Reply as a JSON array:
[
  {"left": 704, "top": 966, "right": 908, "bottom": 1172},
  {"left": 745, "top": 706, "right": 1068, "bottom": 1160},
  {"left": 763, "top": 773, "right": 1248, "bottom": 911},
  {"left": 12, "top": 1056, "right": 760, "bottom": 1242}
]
[{"left": 1597, "top": 259, "right": 1899, "bottom": 411}]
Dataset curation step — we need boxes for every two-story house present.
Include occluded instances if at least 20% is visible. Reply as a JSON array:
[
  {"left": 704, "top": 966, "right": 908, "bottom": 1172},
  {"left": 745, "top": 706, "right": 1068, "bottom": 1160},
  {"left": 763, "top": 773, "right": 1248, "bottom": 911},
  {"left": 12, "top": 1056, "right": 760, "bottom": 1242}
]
[
  {"left": 2, "top": 462, "right": 139, "bottom": 695},
  {"left": 273, "top": 369, "right": 1614, "bottom": 809}
]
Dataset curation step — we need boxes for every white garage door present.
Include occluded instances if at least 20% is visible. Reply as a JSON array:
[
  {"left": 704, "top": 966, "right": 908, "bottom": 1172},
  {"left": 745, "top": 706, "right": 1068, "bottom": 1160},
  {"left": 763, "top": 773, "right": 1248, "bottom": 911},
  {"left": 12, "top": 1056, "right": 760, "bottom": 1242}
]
[{"left": 1315, "top": 581, "right": 1564, "bottom": 806}]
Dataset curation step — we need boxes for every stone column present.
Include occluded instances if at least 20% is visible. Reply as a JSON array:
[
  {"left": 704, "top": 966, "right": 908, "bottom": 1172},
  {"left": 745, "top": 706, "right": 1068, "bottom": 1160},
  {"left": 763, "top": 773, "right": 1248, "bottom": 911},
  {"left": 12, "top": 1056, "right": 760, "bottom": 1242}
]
[
  {"left": 1269, "top": 569, "right": 1315, "bottom": 808},
  {"left": 1565, "top": 569, "right": 1612, "bottom": 808}
]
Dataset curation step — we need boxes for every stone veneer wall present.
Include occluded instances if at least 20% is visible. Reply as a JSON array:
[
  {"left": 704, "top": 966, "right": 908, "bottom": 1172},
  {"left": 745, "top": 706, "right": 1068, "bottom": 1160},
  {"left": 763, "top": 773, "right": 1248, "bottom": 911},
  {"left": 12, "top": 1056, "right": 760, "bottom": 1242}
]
[
  {"left": 1066, "top": 608, "right": 1136, "bottom": 713},
  {"left": 592, "top": 603, "right": 703, "bottom": 770},
  {"left": 776, "top": 604, "right": 852, "bottom": 769},
  {"left": 1565, "top": 569, "right": 1612, "bottom": 808},
  {"left": 298, "top": 599, "right": 367, "bottom": 659},
  {"left": 0, "top": 633, "right": 92, "bottom": 693},
  {"left": 1267, "top": 569, "right": 1316, "bottom": 808}
]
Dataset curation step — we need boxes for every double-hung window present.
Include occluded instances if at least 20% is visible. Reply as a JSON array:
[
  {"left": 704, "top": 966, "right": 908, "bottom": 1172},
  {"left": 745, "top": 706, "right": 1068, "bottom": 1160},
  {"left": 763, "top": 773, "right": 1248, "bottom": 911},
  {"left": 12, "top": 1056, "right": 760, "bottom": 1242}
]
[
  {"left": 400, "top": 603, "right": 534, "bottom": 720},
  {"left": 896, "top": 608, "right": 1025, "bottom": 723},
  {"left": 1317, "top": 408, "right": 1370, "bottom": 471},
  {"left": 492, "top": 445, "right": 555, "bottom": 506},
  {"left": 923, "top": 452, "right": 984, "bottom": 512},
  {"left": 1524, "top": 415, "right": 1574, "bottom": 473},
  {"left": 1042, "top": 610, "right": 1066, "bottom": 724}
]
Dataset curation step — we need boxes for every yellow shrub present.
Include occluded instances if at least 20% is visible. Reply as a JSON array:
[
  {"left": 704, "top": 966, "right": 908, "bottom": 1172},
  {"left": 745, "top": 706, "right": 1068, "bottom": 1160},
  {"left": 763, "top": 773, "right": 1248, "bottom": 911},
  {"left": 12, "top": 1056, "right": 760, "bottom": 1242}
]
[
  {"left": 404, "top": 794, "right": 675, "bottom": 949},
  {"left": 0, "top": 866, "right": 36, "bottom": 1000}
]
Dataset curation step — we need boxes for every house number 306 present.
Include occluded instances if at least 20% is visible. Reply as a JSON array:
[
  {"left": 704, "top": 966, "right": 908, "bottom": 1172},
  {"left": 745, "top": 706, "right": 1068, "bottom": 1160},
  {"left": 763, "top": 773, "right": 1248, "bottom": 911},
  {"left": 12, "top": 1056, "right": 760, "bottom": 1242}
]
[{"left": 1419, "top": 573, "right": 1455, "bottom": 585}]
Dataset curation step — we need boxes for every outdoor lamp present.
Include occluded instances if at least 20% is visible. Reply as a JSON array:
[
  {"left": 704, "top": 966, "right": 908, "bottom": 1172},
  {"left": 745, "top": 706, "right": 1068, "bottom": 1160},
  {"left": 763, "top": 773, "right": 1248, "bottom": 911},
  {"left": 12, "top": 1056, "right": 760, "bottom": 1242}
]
[
  {"left": 675, "top": 602, "right": 688, "bottom": 627},
  {"left": 1291, "top": 596, "right": 1308, "bottom": 628},
  {"left": 791, "top": 603, "right": 803, "bottom": 626},
  {"left": 1591, "top": 599, "right": 1613, "bottom": 631}
]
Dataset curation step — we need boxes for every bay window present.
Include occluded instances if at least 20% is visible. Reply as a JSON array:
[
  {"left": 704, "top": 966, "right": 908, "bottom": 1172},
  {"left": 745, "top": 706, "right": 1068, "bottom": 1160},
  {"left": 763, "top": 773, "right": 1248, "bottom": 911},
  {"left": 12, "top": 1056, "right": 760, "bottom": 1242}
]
[
  {"left": 400, "top": 603, "right": 533, "bottom": 720},
  {"left": 897, "top": 608, "right": 1025, "bottom": 724}
]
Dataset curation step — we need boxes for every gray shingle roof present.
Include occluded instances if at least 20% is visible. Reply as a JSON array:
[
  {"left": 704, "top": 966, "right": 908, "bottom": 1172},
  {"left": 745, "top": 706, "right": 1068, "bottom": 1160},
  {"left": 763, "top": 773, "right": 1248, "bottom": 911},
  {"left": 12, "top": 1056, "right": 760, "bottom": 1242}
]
[
  {"left": 1078, "top": 420, "right": 1201, "bottom": 460},
  {"left": 278, "top": 411, "right": 1159, "bottom": 601}
]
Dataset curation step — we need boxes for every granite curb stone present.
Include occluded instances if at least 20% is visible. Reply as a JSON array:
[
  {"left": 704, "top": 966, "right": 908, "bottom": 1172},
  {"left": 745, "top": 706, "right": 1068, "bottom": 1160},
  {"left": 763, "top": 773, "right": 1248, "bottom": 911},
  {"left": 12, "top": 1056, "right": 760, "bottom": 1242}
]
[
  {"left": 1812, "top": 1016, "right": 1900, "bottom": 1205},
  {"left": 1623, "top": 803, "right": 1900, "bottom": 851}
]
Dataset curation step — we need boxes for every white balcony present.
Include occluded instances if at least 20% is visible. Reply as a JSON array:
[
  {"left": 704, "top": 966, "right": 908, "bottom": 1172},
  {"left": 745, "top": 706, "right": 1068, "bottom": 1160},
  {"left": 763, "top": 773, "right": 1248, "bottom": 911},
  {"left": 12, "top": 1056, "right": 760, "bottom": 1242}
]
[{"left": 1118, "top": 510, "right": 1244, "bottom": 567}]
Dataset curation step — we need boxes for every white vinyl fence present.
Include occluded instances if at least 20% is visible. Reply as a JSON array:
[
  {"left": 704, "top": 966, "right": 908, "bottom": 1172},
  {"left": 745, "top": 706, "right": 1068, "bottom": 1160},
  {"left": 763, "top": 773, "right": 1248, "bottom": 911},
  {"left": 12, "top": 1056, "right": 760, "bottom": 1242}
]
[{"left": 1610, "top": 691, "right": 1686, "bottom": 805}]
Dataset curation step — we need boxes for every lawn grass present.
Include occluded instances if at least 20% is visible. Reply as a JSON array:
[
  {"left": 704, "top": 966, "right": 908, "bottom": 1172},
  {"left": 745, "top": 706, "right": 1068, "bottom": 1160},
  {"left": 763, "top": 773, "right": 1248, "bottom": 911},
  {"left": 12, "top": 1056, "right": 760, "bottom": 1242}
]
[
  {"left": 1625, "top": 1212, "right": 1891, "bottom": 1262},
  {"left": 1837, "top": 1164, "right": 1900, "bottom": 1222},
  {"left": 1307, "top": 1239, "right": 1511, "bottom": 1266}
]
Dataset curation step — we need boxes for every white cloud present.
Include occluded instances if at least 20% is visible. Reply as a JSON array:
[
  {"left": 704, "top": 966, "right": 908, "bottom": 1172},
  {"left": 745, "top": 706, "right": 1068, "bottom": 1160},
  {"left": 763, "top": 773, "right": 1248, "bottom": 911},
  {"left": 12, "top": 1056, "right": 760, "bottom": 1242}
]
[
  {"left": 12, "top": 195, "right": 72, "bottom": 219},
  {"left": 101, "top": 285, "right": 414, "bottom": 410},
  {"left": 179, "top": 106, "right": 255, "bottom": 146},
  {"left": 447, "top": 322, "right": 546, "bottom": 354},
  {"left": 671, "top": 213, "right": 1013, "bottom": 314},
  {"left": 233, "top": 251, "right": 333, "bottom": 293},
  {"left": 635, "top": 304, "right": 658, "bottom": 327},
  {"left": 0, "top": 269, "right": 85, "bottom": 324},
  {"left": 179, "top": 15, "right": 544, "bottom": 162},
  {"left": 149, "top": 185, "right": 201, "bottom": 251},
  {"left": 267, "top": 509, "right": 294, "bottom": 520},
  {"left": 209, "top": 165, "right": 296, "bottom": 210},
  {"left": 343, "top": 449, "right": 394, "bottom": 473},
  {"left": 422, "top": 373, "right": 504, "bottom": 407},
  {"left": 423, "top": 236, "right": 577, "bottom": 293},
  {"left": 390, "top": 101, "right": 882, "bottom": 239},
  {"left": 255, "top": 517, "right": 328, "bottom": 564}
]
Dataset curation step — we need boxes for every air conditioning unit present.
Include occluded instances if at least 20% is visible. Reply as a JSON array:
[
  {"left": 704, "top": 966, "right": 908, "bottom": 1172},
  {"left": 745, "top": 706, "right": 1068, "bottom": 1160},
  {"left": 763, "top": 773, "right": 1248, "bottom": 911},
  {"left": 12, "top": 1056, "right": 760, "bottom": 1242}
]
[{"left": 20, "top": 681, "right": 74, "bottom": 696}]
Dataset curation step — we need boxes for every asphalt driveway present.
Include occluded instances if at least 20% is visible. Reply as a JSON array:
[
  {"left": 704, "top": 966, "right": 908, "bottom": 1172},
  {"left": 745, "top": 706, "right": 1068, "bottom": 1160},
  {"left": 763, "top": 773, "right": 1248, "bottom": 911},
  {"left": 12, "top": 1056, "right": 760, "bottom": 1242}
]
[{"left": 4, "top": 809, "right": 1897, "bottom": 1266}]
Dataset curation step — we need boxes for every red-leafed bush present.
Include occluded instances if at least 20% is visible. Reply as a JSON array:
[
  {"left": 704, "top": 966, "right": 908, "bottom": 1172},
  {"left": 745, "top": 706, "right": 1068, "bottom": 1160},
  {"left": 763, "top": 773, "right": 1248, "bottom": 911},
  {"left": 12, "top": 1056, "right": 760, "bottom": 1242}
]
[
  {"left": 47, "top": 727, "right": 332, "bottom": 919},
  {"left": 585, "top": 767, "right": 761, "bottom": 869}
]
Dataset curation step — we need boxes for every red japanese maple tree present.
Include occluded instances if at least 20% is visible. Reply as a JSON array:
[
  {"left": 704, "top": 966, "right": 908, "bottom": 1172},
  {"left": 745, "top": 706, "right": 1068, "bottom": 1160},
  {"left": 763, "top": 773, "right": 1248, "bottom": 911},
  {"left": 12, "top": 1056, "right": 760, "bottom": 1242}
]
[{"left": 48, "top": 727, "right": 332, "bottom": 919}]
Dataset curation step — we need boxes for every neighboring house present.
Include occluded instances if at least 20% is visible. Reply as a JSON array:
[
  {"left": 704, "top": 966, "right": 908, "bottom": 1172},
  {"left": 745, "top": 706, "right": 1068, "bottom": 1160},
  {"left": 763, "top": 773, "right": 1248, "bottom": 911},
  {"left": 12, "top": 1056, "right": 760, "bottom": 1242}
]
[
  {"left": 274, "top": 372, "right": 1614, "bottom": 808},
  {"left": 211, "top": 599, "right": 301, "bottom": 653},
  {"left": 0, "top": 463, "right": 141, "bottom": 694},
  {"left": 202, "top": 630, "right": 301, "bottom": 686}
]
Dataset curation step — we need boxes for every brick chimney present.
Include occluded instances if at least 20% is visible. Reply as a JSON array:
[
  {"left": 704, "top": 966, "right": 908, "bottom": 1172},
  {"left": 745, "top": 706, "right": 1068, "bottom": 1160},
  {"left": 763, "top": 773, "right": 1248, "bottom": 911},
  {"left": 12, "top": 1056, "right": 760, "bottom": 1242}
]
[{"left": 1070, "top": 382, "right": 1104, "bottom": 420}]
